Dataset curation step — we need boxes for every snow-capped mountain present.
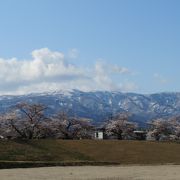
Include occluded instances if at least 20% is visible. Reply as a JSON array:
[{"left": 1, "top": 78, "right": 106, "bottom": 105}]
[{"left": 0, "top": 90, "right": 180, "bottom": 126}]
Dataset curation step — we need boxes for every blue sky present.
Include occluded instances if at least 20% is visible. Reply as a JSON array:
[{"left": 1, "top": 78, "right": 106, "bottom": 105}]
[{"left": 0, "top": 0, "right": 179, "bottom": 94}]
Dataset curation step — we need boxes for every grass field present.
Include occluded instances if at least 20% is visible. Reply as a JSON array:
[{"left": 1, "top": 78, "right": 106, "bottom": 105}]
[{"left": 0, "top": 140, "right": 180, "bottom": 168}]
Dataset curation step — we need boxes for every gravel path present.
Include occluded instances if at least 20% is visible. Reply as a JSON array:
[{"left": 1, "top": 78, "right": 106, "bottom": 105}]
[{"left": 0, "top": 165, "right": 180, "bottom": 180}]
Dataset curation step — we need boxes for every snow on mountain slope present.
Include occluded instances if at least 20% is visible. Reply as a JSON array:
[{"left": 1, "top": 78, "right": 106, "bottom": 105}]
[{"left": 0, "top": 90, "right": 180, "bottom": 126}]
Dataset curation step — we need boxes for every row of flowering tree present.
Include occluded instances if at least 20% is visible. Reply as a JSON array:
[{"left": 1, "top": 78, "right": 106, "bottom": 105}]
[
  {"left": 104, "top": 114, "right": 180, "bottom": 141},
  {"left": 0, "top": 103, "right": 94, "bottom": 140},
  {"left": 0, "top": 102, "right": 180, "bottom": 141}
]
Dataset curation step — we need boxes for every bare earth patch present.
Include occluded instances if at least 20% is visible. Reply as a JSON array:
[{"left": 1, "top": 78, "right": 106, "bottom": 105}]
[{"left": 0, "top": 165, "right": 180, "bottom": 180}]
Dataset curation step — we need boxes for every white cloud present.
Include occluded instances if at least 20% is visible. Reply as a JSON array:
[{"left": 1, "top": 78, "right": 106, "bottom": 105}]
[
  {"left": 120, "top": 82, "right": 138, "bottom": 92},
  {"left": 0, "top": 48, "right": 136, "bottom": 95},
  {"left": 154, "top": 73, "right": 168, "bottom": 84},
  {"left": 68, "top": 48, "right": 79, "bottom": 59},
  {"left": 92, "top": 61, "right": 133, "bottom": 91}
]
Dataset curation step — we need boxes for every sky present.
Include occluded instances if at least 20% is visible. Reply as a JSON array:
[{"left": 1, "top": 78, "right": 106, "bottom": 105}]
[{"left": 0, "top": 0, "right": 179, "bottom": 95}]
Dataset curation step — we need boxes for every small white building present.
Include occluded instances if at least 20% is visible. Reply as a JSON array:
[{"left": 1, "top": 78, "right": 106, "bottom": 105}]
[{"left": 94, "top": 131, "right": 104, "bottom": 140}]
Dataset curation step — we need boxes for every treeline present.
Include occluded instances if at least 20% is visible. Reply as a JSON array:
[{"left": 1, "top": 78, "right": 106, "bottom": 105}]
[
  {"left": 0, "top": 103, "right": 94, "bottom": 140},
  {"left": 0, "top": 102, "right": 180, "bottom": 141},
  {"left": 105, "top": 113, "right": 180, "bottom": 141}
]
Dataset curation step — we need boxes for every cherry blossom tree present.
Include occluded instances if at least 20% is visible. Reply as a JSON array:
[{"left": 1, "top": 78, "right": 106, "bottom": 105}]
[
  {"left": 148, "top": 118, "right": 174, "bottom": 141},
  {"left": 51, "top": 112, "right": 94, "bottom": 139},
  {"left": 3, "top": 103, "right": 49, "bottom": 139},
  {"left": 105, "top": 113, "right": 137, "bottom": 140}
]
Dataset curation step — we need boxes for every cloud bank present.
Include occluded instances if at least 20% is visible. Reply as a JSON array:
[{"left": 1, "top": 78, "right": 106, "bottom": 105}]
[{"left": 0, "top": 48, "right": 135, "bottom": 95}]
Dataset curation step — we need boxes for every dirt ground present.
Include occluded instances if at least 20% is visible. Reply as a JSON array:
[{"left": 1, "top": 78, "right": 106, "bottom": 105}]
[{"left": 0, "top": 165, "right": 180, "bottom": 180}]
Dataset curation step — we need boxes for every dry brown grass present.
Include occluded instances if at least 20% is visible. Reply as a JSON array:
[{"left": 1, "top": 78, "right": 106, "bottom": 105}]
[
  {"left": 60, "top": 140, "right": 180, "bottom": 164},
  {"left": 0, "top": 139, "right": 180, "bottom": 167}
]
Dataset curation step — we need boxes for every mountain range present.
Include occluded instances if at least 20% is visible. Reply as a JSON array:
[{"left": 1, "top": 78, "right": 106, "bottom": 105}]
[{"left": 0, "top": 90, "right": 180, "bottom": 126}]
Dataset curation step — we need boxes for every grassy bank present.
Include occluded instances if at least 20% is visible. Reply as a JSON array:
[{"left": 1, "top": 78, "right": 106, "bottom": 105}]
[{"left": 0, "top": 140, "right": 180, "bottom": 168}]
